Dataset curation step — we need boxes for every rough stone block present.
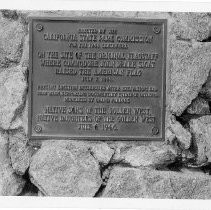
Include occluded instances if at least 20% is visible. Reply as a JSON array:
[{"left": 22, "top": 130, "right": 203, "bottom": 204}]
[
  {"left": 20, "top": 34, "right": 29, "bottom": 68},
  {"left": 167, "top": 115, "right": 192, "bottom": 149},
  {"left": 102, "top": 166, "right": 211, "bottom": 199},
  {"left": 0, "top": 13, "right": 25, "bottom": 67},
  {"left": 170, "top": 12, "right": 211, "bottom": 41},
  {"left": 9, "top": 98, "right": 28, "bottom": 135},
  {"left": 0, "top": 66, "right": 27, "bottom": 130},
  {"left": 29, "top": 141, "right": 102, "bottom": 196},
  {"left": 9, "top": 132, "right": 33, "bottom": 175},
  {"left": 89, "top": 143, "right": 114, "bottom": 165},
  {"left": 0, "top": 132, "right": 25, "bottom": 195},
  {"left": 200, "top": 72, "right": 211, "bottom": 100},
  {"left": 189, "top": 116, "right": 211, "bottom": 165},
  {"left": 186, "top": 97, "right": 210, "bottom": 115},
  {"left": 169, "top": 41, "right": 211, "bottom": 116},
  {"left": 111, "top": 142, "right": 177, "bottom": 168}
]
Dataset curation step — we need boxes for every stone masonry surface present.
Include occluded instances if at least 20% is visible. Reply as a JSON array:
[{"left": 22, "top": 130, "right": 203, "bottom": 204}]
[{"left": 1, "top": 10, "right": 211, "bottom": 197}]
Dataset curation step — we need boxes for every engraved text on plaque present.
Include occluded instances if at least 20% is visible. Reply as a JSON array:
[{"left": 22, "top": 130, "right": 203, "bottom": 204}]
[{"left": 29, "top": 17, "right": 167, "bottom": 140}]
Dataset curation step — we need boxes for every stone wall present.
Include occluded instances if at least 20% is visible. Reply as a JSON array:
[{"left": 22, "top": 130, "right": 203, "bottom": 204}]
[{"left": 1, "top": 10, "right": 211, "bottom": 198}]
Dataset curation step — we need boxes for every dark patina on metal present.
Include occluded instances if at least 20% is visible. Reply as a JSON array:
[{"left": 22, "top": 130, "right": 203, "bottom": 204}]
[{"left": 29, "top": 17, "right": 167, "bottom": 141}]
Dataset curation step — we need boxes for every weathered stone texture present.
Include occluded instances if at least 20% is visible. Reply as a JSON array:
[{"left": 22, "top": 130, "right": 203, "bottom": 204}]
[
  {"left": 165, "top": 128, "right": 176, "bottom": 144},
  {"left": 0, "top": 13, "right": 25, "bottom": 67},
  {"left": 186, "top": 97, "right": 210, "bottom": 115},
  {"left": 29, "top": 141, "right": 102, "bottom": 196},
  {"left": 111, "top": 143, "right": 177, "bottom": 168},
  {"left": 9, "top": 132, "right": 32, "bottom": 175},
  {"left": 0, "top": 66, "right": 27, "bottom": 130},
  {"left": 169, "top": 41, "right": 211, "bottom": 116},
  {"left": 89, "top": 142, "right": 114, "bottom": 165},
  {"left": 200, "top": 72, "right": 211, "bottom": 101},
  {"left": 0, "top": 132, "right": 25, "bottom": 195},
  {"left": 20, "top": 34, "right": 29, "bottom": 68},
  {"left": 1, "top": 10, "right": 19, "bottom": 20},
  {"left": 167, "top": 115, "right": 192, "bottom": 149},
  {"left": 189, "top": 116, "right": 211, "bottom": 165},
  {"left": 102, "top": 166, "right": 211, "bottom": 199},
  {"left": 170, "top": 12, "right": 211, "bottom": 41},
  {"left": 9, "top": 98, "right": 28, "bottom": 134}
]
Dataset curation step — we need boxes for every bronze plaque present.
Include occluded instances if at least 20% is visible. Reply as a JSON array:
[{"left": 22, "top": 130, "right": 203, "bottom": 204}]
[{"left": 29, "top": 17, "right": 167, "bottom": 140}]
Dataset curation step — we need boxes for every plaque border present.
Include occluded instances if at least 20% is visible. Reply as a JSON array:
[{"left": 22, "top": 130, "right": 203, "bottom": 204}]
[{"left": 28, "top": 16, "right": 167, "bottom": 141}]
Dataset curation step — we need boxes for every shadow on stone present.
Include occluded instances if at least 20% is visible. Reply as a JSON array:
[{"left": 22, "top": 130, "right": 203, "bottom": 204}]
[{"left": 19, "top": 169, "right": 38, "bottom": 196}]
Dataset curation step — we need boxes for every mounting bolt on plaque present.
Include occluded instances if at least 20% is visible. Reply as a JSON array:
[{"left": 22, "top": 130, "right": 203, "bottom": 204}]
[
  {"left": 153, "top": 26, "right": 161, "bottom": 34},
  {"left": 152, "top": 127, "right": 159, "bottom": 135},
  {"left": 34, "top": 125, "right": 42, "bottom": 133},
  {"left": 36, "top": 24, "right": 43, "bottom": 32}
]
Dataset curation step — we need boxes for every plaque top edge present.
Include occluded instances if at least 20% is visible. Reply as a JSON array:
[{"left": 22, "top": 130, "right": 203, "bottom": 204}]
[{"left": 29, "top": 16, "right": 168, "bottom": 24}]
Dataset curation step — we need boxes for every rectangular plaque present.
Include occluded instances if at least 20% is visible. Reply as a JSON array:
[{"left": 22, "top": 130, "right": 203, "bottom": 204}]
[{"left": 29, "top": 17, "right": 167, "bottom": 140}]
